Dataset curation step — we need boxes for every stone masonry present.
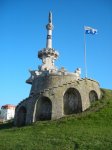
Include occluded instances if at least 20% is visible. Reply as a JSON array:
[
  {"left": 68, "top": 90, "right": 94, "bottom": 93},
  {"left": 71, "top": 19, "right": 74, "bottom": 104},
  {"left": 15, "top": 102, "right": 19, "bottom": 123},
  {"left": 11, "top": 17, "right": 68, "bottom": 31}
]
[{"left": 14, "top": 12, "right": 101, "bottom": 126}]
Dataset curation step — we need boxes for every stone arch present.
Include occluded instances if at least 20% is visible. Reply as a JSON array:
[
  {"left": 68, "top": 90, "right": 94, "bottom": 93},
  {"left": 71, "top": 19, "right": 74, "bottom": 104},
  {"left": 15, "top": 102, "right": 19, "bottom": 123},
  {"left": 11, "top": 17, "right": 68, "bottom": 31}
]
[
  {"left": 89, "top": 90, "right": 98, "bottom": 103},
  {"left": 16, "top": 106, "right": 27, "bottom": 127},
  {"left": 35, "top": 96, "right": 52, "bottom": 121},
  {"left": 63, "top": 88, "right": 82, "bottom": 115}
]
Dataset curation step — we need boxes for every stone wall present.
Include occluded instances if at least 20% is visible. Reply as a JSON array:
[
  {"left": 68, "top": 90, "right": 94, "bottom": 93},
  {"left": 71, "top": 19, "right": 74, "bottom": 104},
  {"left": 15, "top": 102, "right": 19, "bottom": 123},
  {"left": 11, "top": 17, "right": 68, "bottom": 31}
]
[{"left": 14, "top": 75, "right": 101, "bottom": 126}]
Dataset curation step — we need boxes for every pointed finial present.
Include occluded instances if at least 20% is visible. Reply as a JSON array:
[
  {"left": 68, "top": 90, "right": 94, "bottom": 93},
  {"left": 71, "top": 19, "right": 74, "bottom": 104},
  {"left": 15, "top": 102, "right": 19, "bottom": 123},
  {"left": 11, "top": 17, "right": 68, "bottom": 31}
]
[{"left": 49, "top": 11, "right": 52, "bottom": 23}]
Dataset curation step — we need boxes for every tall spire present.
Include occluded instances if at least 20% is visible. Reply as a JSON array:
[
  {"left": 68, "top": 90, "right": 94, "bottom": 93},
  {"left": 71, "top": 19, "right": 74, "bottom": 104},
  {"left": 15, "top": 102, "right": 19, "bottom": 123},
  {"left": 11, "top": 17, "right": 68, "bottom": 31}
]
[
  {"left": 38, "top": 12, "right": 59, "bottom": 73},
  {"left": 46, "top": 11, "right": 54, "bottom": 48}
]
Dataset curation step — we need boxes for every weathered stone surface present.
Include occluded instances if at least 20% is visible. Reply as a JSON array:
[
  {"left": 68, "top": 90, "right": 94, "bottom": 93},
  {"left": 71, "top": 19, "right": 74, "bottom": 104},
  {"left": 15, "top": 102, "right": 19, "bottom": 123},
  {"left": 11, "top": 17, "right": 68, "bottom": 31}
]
[{"left": 14, "top": 75, "right": 101, "bottom": 126}]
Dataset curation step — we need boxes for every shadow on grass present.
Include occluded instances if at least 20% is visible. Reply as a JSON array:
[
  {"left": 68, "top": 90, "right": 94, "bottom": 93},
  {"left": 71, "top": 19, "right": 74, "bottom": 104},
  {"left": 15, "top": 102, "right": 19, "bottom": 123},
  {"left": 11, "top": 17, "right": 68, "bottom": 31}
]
[{"left": 0, "top": 121, "right": 14, "bottom": 130}]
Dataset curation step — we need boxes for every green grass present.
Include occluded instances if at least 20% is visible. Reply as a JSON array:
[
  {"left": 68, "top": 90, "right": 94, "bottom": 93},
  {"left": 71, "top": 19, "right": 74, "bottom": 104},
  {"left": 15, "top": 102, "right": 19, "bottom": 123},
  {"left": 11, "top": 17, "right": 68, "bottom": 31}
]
[{"left": 0, "top": 89, "right": 112, "bottom": 150}]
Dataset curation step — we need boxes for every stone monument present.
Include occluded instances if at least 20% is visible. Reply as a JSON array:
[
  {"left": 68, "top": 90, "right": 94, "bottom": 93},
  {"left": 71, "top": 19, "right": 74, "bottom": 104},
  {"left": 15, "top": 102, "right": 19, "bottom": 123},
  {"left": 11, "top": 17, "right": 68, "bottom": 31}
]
[{"left": 14, "top": 12, "right": 101, "bottom": 126}]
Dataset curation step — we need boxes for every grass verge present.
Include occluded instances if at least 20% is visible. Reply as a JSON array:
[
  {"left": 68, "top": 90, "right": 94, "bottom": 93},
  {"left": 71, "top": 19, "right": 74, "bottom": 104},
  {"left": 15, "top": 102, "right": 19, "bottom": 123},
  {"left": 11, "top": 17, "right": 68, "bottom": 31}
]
[{"left": 0, "top": 89, "right": 112, "bottom": 150}]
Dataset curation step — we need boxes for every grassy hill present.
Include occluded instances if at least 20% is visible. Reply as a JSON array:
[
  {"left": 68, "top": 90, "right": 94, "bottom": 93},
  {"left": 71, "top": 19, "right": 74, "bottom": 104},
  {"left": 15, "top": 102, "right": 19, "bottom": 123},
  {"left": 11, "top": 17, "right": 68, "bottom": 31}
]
[{"left": 0, "top": 89, "right": 112, "bottom": 150}]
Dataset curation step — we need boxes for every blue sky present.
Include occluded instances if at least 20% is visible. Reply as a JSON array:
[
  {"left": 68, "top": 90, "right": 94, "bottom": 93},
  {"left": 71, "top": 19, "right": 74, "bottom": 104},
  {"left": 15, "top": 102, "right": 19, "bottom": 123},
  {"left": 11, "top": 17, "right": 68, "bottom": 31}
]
[{"left": 0, "top": 0, "right": 112, "bottom": 107}]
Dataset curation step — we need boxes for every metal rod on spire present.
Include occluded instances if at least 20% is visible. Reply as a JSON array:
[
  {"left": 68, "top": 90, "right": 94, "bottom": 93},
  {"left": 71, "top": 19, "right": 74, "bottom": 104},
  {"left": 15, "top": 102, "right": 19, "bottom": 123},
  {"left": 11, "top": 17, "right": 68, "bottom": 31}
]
[
  {"left": 49, "top": 11, "right": 52, "bottom": 23},
  {"left": 46, "top": 11, "right": 54, "bottom": 49}
]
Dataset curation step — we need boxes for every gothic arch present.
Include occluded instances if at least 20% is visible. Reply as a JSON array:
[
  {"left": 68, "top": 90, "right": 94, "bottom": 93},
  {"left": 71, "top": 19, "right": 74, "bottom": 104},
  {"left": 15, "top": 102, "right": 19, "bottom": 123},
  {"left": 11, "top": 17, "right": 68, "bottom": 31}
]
[
  {"left": 17, "top": 106, "right": 27, "bottom": 127},
  {"left": 89, "top": 90, "right": 98, "bottom": 103},
  {"left": 35, "top": 96, "right": 52, "bottom": 121},
  {"left": 63, "top": 88, "right": 82, "bottom": 115}
]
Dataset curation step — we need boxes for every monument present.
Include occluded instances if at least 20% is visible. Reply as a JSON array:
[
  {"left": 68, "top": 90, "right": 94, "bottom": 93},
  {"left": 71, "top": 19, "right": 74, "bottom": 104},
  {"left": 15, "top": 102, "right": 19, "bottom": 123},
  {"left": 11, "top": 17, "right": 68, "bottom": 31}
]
[{"left": 14, "top": 12, "right": 101, "bottom": 126}]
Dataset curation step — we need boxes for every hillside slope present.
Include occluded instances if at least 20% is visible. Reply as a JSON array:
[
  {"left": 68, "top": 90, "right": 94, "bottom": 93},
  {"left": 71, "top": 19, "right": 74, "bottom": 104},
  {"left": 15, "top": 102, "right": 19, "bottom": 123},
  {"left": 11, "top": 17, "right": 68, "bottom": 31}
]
[{"left": 0, "top": 89, "right": 112, "bottom": 150}]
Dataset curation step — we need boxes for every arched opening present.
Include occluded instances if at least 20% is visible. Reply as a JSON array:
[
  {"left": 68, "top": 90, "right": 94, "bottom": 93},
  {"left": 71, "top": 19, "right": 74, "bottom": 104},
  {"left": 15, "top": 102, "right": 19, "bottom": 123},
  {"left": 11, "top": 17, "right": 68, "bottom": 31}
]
[
  {"left": 63, "top": 88, "right": 82, "bottom": 115},
  {"left": 89, "top": 90, "right": 98, "bottom": 103},
  {"left": 17, "top": 106, "right": 27, "bottom": 127},
  {"left": 35, "top": 97, "right": 52, "bottom": 121}
]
